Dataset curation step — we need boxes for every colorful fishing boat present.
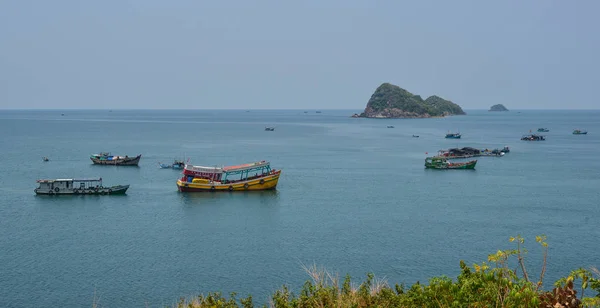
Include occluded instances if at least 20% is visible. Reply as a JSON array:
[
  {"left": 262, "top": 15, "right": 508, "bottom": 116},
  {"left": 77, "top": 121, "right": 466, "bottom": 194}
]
[
  {"left": 425, "top": 157, "right": 476, "bottom": 169},
  {"left": 445, "top": 132, "right": 461, "bottom": 139},
  {"left": 90, "top": 152, "right": 141, "bottom": 166},
  {"left": 34, "top": 178, "right": 129, "bottom": 195},
  {"left": 177, "top": 160, "right": 281, "bottom": 192},
  {"left": 537, "top": 128, "right": 549, "bottom": 132},
  {"left": 573, "top": 129, "right": 588, "bottom": 135}
]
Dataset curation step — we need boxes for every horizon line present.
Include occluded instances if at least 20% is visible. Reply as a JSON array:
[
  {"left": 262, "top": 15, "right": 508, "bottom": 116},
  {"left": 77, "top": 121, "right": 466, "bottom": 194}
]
[{"left": 1, "top": 108, "right": 599, "bottom": 111}]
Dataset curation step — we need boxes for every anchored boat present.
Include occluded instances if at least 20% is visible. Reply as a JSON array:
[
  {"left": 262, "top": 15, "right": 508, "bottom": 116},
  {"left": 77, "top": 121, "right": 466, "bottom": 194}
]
[
  {"left": 34, "top": 178, "right": 129, "bottom": 195},
  {"left": 425, "top": 157, "right": 477, "bottom": 170},
  {"left": 159, "top": 159, "right": 185, "bottom": 169},
  {"left": 438, "top": 146, "right": 507, "bottom": 158},
  {"left": 537, "top": 128, "right": 550, "bottom": 132},
  {"left": 573, "top": 129, "right": 588, "bottom": 135},
  {"left": 521, "top": 134, "right": 545, "bottom": 141},
  {"left": 177, "top": 160, "right": 281, "bottom": 192},
  {"left": 265, "top": 127, "right": 275, "bottom": 131},
  {"left": 90, "top": 152, "right": 141, "bottom": 166},
  {"left": 445, "top": 132, "right": 461, "bottom": 139}
]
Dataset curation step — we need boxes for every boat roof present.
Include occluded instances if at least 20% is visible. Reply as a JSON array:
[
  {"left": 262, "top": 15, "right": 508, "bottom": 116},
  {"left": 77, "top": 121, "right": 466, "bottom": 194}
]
[
  {"left": 36, "top": 178, "right": 102, "bottom": 183},
  {"left": 223, "top": 161, "right": 269, "bottom": 172},
  {"left": 185, "top": 161, "right": 270, "bottom": 174}
]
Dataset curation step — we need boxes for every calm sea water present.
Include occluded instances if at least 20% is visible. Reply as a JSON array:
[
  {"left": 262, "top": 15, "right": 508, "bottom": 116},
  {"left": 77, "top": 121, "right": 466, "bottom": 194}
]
[{"left": 0, "top": 109, "right": 599, "bottom": 307}]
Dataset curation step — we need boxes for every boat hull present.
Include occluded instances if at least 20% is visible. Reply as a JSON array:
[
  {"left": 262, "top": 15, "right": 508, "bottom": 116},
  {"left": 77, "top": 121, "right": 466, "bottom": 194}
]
[
  {"left": 177, "top": 172, "right": 281, "bottom": 192},
  {"left": 91, "top": 155, "right": 141, "bottom": 166},
  {"left": 425, "top": 160, "right": 477, "bottom": 170},
  {"left": 35, "top": 185, "right": 129, "bottom": 195}
]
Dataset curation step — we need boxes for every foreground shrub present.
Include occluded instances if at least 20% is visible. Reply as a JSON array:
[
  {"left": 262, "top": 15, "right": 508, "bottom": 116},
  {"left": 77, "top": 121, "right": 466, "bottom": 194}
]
[{"left": 174, "top": 236, "right": 600, "bottom": 308}]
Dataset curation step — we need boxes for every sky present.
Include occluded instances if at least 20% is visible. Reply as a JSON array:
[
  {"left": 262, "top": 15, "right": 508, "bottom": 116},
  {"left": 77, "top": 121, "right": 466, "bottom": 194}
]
[{"left": 1, "top": 0, "right": 599, "bottom": 110}]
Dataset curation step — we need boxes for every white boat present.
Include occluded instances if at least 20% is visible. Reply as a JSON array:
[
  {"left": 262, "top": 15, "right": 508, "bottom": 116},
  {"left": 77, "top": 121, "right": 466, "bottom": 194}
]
[{"left": 34, "top": 178, "right": 129, "bottom": 195}]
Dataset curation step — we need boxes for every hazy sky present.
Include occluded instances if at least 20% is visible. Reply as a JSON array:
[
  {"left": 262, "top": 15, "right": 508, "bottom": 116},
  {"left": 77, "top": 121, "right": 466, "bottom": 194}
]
[{"left": 1, "top": 0, "right": 598, "bottom": 110}]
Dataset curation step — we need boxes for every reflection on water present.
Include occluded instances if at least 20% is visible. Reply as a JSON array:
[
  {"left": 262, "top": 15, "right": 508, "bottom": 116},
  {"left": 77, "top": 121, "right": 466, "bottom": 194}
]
[{"left": 178, "top": 190, "right": 280, "bottom": 206}]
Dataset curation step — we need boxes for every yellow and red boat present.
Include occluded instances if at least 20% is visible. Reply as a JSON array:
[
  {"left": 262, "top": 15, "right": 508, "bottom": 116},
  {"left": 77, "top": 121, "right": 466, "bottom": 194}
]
[{"left": 176, "top": 160, "right": 281, "bottom": 192}]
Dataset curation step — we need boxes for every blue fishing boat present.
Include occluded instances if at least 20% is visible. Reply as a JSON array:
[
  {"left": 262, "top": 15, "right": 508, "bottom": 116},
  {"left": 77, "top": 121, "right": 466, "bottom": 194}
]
[
  {"left": 159, "top": 159, "right": 185, "bottom": 169},
  {"left": 445, "top": 132, "right": 461, "bottom": 139}
]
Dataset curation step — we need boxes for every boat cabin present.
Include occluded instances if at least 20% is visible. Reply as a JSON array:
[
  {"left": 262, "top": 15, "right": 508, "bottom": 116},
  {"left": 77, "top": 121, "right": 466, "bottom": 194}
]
[
  {"left": 36, "top": 178, "right": 104, "bottom": 191},
  {"left": 182, "top": 161, "right": 273, "bottom": 184}
]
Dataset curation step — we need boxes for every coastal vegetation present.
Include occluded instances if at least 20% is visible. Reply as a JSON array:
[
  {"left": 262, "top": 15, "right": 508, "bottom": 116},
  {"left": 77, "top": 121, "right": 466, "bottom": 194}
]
[
  {"left": 489, "top": 104, "right": 509, "bottom": 111},
  {"left": 354, "top": 83, "right": 465, "bottom": 118},
  {"left": 173, "top": 236, "right": 600, "bottom": 307}
]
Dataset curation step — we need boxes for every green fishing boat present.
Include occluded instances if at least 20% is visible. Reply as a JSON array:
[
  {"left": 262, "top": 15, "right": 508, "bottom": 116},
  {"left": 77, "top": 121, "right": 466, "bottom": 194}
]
[{"left": 425, "top": 157, "right": 477, "bottom": 170}]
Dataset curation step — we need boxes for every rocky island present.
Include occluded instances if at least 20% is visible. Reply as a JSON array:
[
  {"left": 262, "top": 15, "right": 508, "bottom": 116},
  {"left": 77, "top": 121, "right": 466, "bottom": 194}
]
[
  {"left": 353, "top": 83, "right": 465, "bottom": 118},
  {"left": 489, "top": 104, "right": 509, "bottom": 111}
]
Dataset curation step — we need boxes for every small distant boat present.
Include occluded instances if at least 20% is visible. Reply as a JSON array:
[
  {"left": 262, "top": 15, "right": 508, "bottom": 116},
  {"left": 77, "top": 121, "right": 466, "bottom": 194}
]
[
  {"left": 304, "top": 111, "right": 308, "bottom": 113},
  {"left": 425, "top": 157, "right": 476, "bottom": 170},
  {"left": 34, "top": 178, "right": 129, "bottom": 195},
  {"left": 412, "top": 135, "right": 420, "bottom": 138},
  {"left": 445, "top": 132, "right": 461, "bottom": 139},
  {"left": 573, "top": 129, "right": 588, "bottom": 135},
  {"left": 316, "top": 111, "right": 322, "bottom": 113},
  {"left": 501, "top": 146, "right": 510, "bottom": 153},
  {"left": 90, "top": 152, "right": 141, "bottom": 166},
  {"left": 177, "top": 160, "right": 281, "bottom": 192},
  {"left": 537, "top": 128, "right": 550, "bottom": 132},
  {"left": 42, "top": 157, "right": 49, "bottom": 162},
  {"left": 521, "top": 134, "right": 545, "bottom": 141},
  {"left": 159, "top": 160, "right": 185, "bottom": 169},
  {"left": 387, "top": 125, "right": 394, "bottom": 128},
  {"left": 265, "top": 127, "right": 275, "bottom": 131}
]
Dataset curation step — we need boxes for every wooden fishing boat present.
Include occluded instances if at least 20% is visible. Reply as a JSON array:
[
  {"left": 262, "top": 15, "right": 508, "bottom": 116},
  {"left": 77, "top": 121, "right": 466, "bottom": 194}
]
[
  {"left": 425, "top": 157, "right": 476, "bottom": 169},
  {"left": 573, "top": 129, "right": 588, "bottom": 135},
  {"left": 177, "top": 160, "right": 281, "bottom": 192},
  {"left": 34, "top": 178, "right": 129, "bottom": 195},
  {"left": 90, "top": 152, "right": 141, "bottom": 166},
  {"left": 445, "top": 132, "right": 461, "bottom": 139}
]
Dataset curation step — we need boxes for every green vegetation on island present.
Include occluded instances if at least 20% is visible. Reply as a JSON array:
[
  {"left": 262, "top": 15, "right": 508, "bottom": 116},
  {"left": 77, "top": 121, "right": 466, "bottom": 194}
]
[
  {"left": 173, "top": 236, "right": 600, "bottom": 308},
  {"left": 353, "top": 83, "right": 465, "bottom": 118},
  {"left": 489, "top": 104, "right": 509, "bottom": 111}
]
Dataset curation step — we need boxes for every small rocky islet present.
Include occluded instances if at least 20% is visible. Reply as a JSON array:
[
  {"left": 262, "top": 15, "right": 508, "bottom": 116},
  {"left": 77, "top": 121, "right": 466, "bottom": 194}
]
[
  {"left": 489, "top": 104, "right": 509, "bottom": 111},
  {"left": 352, "top": 83, "right": 465, "bottom": 118}
]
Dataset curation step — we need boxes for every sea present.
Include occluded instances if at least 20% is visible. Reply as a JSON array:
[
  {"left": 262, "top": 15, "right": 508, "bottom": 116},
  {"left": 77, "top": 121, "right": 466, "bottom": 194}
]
[{"left": 0, "top": 109, "right": 599, "bottom": 307}]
